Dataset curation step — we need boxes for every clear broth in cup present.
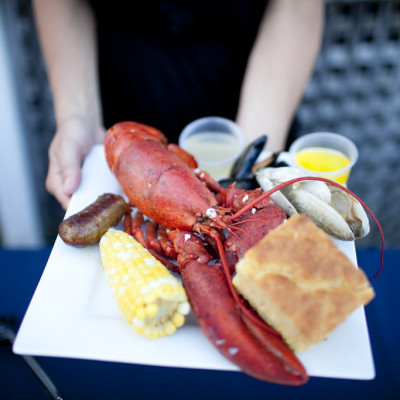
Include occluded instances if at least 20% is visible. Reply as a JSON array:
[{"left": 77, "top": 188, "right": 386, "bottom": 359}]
[
  {"left": 179, "top": 117, "right": 244, "bottom": 180},
  {"left": 182, "top": 131, "right": 241, "bottom": 179}
]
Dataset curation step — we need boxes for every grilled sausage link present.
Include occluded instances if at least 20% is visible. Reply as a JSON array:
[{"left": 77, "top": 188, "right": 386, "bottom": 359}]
[{"left": 59, "top": 193, "right": 128, "bottom": 247}]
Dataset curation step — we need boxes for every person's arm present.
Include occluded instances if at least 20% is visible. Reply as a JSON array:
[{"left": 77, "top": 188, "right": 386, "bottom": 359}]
[
  {"left": 33, "top": 0, "right": 104, "bottom": 209},
  {"left": 236, "top": 0, "right": 324, "bottom": 152}
]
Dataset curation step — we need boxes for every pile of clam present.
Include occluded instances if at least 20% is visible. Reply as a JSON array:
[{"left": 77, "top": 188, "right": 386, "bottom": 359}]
[
  {"left": 226, "top": 136, "right": 370, "bottom": 242},
  {"left": 255, "top": 167, "right": 370, "bottom": 241}
]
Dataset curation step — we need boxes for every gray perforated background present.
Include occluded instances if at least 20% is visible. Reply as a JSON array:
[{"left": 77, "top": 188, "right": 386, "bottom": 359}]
[
  {"left": 296, "top": 0, "right": 400, "bottom": 248},
  {"left": 2, "top": 0, "right": 399, "bottom": 248}
]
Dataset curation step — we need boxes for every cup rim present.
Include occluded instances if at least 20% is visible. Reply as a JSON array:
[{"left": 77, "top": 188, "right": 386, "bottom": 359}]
[
  {"left": 289, "top": 132, "right": 359, "bottom": 177},
  {"left": 179, "top": 116, "right": 245, "bottom": 165}
]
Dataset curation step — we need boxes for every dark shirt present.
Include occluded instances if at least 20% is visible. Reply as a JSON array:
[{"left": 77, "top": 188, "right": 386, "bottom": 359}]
[{"left": 90, "top": 0, "right": 268, "bottom": 143}]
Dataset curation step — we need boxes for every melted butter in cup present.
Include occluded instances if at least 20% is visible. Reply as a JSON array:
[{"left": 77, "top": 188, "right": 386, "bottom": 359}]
[{"left": 289, "top": 132, "right": 358, "bottom": 184}]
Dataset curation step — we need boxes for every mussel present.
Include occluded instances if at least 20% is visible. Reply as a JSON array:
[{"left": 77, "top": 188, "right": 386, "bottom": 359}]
[
  {"left": 218, "top": 135, "right": 288, "bottom": 190},
  {"left": 218, "top": 135, "right": 267, "bottom": 190},
  {"left": 230, "top": 135, "right": 267, "bottom": 180}
]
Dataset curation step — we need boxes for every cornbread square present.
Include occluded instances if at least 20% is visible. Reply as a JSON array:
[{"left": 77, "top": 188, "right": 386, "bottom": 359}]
[{"left": 232, "top": 214, "right": 375, "bottom": 353}]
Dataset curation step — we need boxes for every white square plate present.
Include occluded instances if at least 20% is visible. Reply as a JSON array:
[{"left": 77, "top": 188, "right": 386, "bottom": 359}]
[{"left": 13, "top": 145, "right": 375, "bottom": 380}]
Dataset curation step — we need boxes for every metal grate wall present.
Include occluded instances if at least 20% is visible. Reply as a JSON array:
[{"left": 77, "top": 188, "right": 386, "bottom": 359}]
[
  {"left": 2, "top": 0, "right": 399, "bottom": 248},
  {"left": 296, "top": 0, "right": 400, "bottom": 248}
]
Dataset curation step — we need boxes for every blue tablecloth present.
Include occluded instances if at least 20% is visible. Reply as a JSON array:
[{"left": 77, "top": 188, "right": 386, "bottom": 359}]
[{"left": 1, "top": 246, "right": 399, "bottom": 400}]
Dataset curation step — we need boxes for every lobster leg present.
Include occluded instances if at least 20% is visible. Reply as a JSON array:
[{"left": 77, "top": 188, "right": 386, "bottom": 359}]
[
  {"left": 125, "top": 210, "right": 180, "bottom": 274},
  {"left": 123, "top": 205, "right": 133, "bottom": 234},
  {"left": 130, "top": 210, "right": 147, "bottom": 248},
  {"left": 166, "top": 143, "right": 198, "bottom": 169},
  {"left": 169, "top": 230, "right": 308, "bottom": 385},
  {"left": 193, "top": 168, "right": 224, "bottom": 194},
  {"left": 157, "top": 226, "right": 177, "bottom": 259},
  {"left": 145, "top": 221, "right": 164, "bottom": 255}
]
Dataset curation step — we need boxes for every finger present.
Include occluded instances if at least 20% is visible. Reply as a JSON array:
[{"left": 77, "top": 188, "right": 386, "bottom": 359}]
[
  {"left": 62, "top": 167, "right": 81, "bottom": 197},
  {"left": 59, "top": 147, "right": 84, "bottom": 196},
  {"left": 58, "top": 191, "right": 72, "bottom": 211},
  {"left": 47, "top": 144, "right": 83, "bottom": 210},
  {"left": 46, "top": 163, "right": 71, "bottom": 210}
]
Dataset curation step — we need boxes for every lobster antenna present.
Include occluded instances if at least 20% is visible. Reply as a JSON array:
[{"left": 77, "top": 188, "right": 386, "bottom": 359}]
[
  {"left": 214, "top": 233, "right": 282, "bottom": 339},
  {"left": 230, "top": 176, "right": 384, "bottom": 281}
]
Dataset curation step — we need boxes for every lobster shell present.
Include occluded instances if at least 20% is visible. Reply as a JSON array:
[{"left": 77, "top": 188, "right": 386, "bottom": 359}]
[
  {"left": 104, "top": 121, "right": 308, "bottom": 385},
  {"left": 105, "top": 121, "right": 219, "bottom": 230}
]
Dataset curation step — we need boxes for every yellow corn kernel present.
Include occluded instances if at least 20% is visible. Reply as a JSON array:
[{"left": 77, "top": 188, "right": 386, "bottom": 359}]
[{"left": 99, "top": 228, "right": 190, "bottom": 338}]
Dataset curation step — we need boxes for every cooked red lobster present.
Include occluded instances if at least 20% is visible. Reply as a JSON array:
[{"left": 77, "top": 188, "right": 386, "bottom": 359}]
[{"left": 104, "top": 121, "right": 308, "bottom": 385}]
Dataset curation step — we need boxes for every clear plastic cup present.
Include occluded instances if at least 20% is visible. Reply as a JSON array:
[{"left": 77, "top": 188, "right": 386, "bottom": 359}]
[
  {"left": 289, "top": 132, "right": 358, "bottom": 184},
  {"left": 179, "top": 116, "right": 245, "bottom": 180}
]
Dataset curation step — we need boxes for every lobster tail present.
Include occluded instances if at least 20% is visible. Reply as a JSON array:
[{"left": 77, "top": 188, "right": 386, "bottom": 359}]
[{"left": 104, "top": 121, "right": 167, "bottom": 172}]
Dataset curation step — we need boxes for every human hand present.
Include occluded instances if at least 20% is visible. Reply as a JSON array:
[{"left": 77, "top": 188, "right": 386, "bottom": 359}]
[{"left": 46, "top": 118, "right": 105, "bottom": 210}]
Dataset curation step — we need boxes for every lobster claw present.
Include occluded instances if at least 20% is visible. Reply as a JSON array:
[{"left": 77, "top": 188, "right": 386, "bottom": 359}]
[
  {"left": 182, "top": 258, "right": 308, "bottom": 385},
  {"left": 168, "top": 229, "right": 308, "bottom": 386}
]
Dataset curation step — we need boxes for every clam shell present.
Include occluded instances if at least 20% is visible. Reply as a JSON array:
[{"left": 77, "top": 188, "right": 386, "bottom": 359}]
[
  {"left": 256, "top": 166, "right": 370, "bottom": 241},
  {"left": 256, "top": 173, "right": 298, "bottom": 216},
  {"left": 256, "top": 167, "right": 331, "bottom": 203},
  {"left": 287, "top": 189, "right": 355, "bottom": 241},
  {"left": 328, "top": 185, "right": 370, "bottom": 238}
]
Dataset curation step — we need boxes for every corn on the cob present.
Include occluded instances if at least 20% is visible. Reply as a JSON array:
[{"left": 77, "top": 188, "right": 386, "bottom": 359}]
[{"left": 99, "top": 228, "right": 190, "bottom": 338}]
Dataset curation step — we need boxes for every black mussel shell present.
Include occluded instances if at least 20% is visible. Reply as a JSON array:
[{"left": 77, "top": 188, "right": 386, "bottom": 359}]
[
  {"left": 229, "top": 135, "right": 267, "bottom": 180},
  {"left": 218, "top": 177, "right": 258, "bottom": 190}
]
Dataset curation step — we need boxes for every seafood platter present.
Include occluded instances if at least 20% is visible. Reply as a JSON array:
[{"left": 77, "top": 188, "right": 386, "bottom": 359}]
[{"left": 14, "top": 122, "right": 381, "bottom": 385}]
